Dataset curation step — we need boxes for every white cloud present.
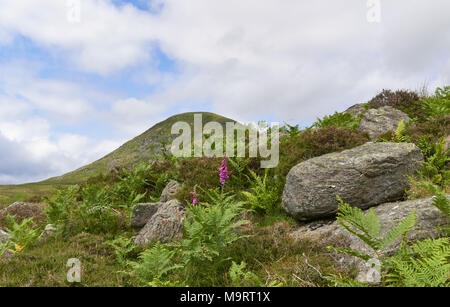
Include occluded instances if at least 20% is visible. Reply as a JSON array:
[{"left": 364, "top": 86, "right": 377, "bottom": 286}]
[{"left": 0, "top": 0, "right": 158, "bottom": 74}]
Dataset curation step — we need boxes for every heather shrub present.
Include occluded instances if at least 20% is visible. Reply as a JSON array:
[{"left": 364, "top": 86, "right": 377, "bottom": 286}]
[
  {"left": 408, "top": 115, "right": 450, "bottom": 141},
  {"left": 367, "top": 89, "right": 423, "bottom": 120},
  {"left": 276, "top": 127, "right": 369, "bottom": 178}
]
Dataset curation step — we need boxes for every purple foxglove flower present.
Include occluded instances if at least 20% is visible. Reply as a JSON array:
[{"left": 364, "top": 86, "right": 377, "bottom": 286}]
[
  {"left": 192, "top": 191, "right": 198, "bottom": 205},
  {"left": 219, "top": 155, "right": 229, "bottom": 185}
]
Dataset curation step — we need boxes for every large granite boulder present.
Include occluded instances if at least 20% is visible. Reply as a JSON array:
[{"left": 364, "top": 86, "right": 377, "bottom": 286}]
[
  {"left": 358, "top": 106, "right": 411, "bottom": 139},
  {"left": 282, "top": 142, "right": 423, "bottom": 221},
  {"left": 133, "top": 200, "right": 185, "bottom": 246},
  {"left": 290, "top": 196, "right": 448, "bottom": 284}
]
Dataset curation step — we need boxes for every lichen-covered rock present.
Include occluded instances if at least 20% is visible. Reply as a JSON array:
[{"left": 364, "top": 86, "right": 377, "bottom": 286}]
[
  {"left": 133, "top": 200, "right": 185, "bottom": 246},
  {"left": 290, "top": 196, "right": 448, "bottom": 284},
  {"left": 159, "top": 180, "right": 180, "bottom": 203},
  {"left": 130, "top": 202, "right": 161, "bottom": 228},
  {"left": 282, "top": 142, "right": 423, "bottom": 221},
  {"left": 345, "top": 103, "right": 367, "bottom": 118},
  {"left": 0, "top": 202, "right": 44, "bottom": 227},
  {"left": 358, "top": 106, "right": 410, "bottom": 139}
]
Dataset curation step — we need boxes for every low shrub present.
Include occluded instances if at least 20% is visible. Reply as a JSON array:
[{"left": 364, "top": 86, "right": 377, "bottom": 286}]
[
  {"left": 421, "top": 86, "right": 450, "bottom": 119},
  {"left": 180, "top": 189, "right": 248, "bottom": 284},
  {"left": 242, "top": 170, "right": 282, "bottom": 215},
  {"left": 276, "top": 127, "right": 369, "bottom": 178},
  {"left": 4, "top": 215, "right": 40, "bottom": 252},
  {"left": 175, "top": 156, "right": 261, "bottom": 202},
  {"left": 367, "top": 89, "right": 423, "bottom": 120},
  {"left": 311, "top": 112, "right": 362, "bottom": 130}
]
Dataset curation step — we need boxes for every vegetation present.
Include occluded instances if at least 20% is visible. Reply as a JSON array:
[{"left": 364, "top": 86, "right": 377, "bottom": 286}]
[
  {"left": 0, "top": 86, "right": 449, "bottom": 287},
  {"left": 311, "top": 112, "right": 362, "bottom": 130},
  {"left": 327, "top": 194, "right": 449, "bottom": 287}
]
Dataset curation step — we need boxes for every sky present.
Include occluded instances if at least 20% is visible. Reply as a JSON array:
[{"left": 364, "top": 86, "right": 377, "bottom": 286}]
[{"left": 0, "top": 0, "right": 449, "bottom": 184}]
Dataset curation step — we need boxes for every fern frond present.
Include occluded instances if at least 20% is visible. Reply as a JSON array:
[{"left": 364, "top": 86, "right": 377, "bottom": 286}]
[
  {"left": 336, "top": 197, "right": 381, "bottom": 249},
  {"left": 379, "top": 211, "right": 416, "bottom": 249}
]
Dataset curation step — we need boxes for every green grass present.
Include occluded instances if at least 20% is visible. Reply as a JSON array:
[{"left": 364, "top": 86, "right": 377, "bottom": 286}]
[
  {"left": 0, "top": 218, "right": 348, "bottom": 287},
  {"left": 0, "top": 183, "right": 62, "bottom": 208},
  {"left": 0, "top": 112, "right": 234, "bottom": 206},
  {"left": 0, "top": 232, "right": 140, "bottom": 287}
]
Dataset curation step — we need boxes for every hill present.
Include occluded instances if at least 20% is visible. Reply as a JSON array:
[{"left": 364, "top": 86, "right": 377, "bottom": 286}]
[{"left": 0, "top": 112, "right": 235, "bottom": 206}]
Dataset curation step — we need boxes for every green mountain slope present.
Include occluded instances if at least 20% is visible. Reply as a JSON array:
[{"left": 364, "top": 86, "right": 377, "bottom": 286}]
[{"left": 0, "top": 112, "right": 235, "bottom": 206}]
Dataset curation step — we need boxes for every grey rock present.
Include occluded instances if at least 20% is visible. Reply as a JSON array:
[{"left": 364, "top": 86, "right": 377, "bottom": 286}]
[
  {"left": 290, "top": 196, "right": 448, "bottom": 284},
  {"left": 282, "top": 142, "right": 423, "bottom": 221},
  {"left": 345, "top": 103, "right": 367, "bottom": 118},
  {"left": 0, "top": 229, "right": 13, "bottom": 258},
  {"left": 0, "top": 229, "right": 9, "bottom": 243},
  {"left": 39, "top": 224, "right": 57, "bottom": 241},
  {"left": 358, "top": 106, "right": 410, "bottom": 139},
  {"left": 134, "top": 199, "right": 185, "bottom": 246},
  {"left": 130, "top": 202, "right": 161, "bottom": 228},
  {"left": 159, "top": 180, "right": 180, "bottom": 202}
]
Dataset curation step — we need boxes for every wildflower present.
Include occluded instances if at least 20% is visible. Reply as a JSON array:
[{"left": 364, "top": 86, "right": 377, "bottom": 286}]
[
  {"left": 219, "top": 155, "right": 230, "bottom": 185},
  {"left": 192, "top": 190, "right": 198, "bottom": 205}
]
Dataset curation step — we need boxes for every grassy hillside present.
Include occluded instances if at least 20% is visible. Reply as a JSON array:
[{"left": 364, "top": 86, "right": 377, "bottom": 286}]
[{"left": 0, "top": 112, "right": 235, "bottom": 206}]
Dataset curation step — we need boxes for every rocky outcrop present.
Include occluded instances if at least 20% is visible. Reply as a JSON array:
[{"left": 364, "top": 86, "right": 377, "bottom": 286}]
[
  {"left": 130, "top": 180, "right": 181, "bottom": 229},
  {"left": 358, "top": 106, "right": 410, "bottom": 139},
  {"left": 133, "top": 199, "right": 185, "bottom": 246},
  {"left": 282, "top": 142, "right": 423, "bottom": 221},
  {"left": 131, "top": 202, "right": 162, "bottom": 228},
  {"left": 290, "top": 196, "right": 448, "bottom": 283},
  {"left": 345, "top": 103, "right": 367, "bottom": 118},
  {"left": 159, "top": 180, "right": 180, "bottom": 203}
]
